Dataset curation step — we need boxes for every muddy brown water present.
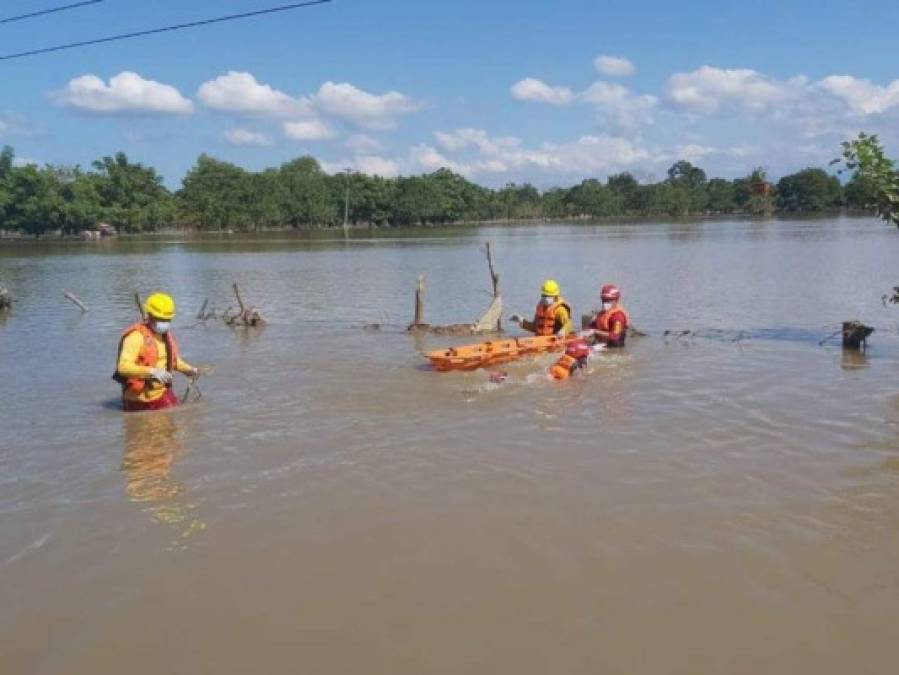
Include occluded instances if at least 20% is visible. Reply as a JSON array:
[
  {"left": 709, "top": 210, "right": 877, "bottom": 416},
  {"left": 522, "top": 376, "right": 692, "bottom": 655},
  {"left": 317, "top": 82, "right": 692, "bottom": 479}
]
[{"left": 2, "top": 218, "right": 899, "bottom": 674}]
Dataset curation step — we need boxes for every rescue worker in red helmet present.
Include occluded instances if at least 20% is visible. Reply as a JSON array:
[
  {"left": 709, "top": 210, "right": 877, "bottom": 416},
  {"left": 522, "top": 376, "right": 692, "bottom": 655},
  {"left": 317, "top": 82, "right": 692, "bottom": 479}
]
[
  {"left": 549, "top": 338, "right": 591, "bottom": 380},
  {"left": 591, "top": 284, "right": 630, "bottom": 348},
  {"left": 509, "top": 279, "right": 574, "bottom": 337},
  {"left": 113, "top": 292, "right": 199, "bottom": 412}
]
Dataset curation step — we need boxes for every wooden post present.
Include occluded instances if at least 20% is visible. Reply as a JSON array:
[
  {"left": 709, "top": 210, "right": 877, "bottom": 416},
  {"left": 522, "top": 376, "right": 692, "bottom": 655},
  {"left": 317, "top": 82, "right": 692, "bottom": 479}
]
[
  {"left": 64, "top": 290, "right": 89, "bottom": 312},
  {"left": 413, "top": 274, "right": 424, "bottom": 326},
  {"left": 485, "top": 241, "right": 499, "bottom": 298},
  {"left": 485, "top": 242, "right": 501, "bottom": 331},
  {"left": 233, "top": 283, "right": 247, "bottom": 314},
  {"left": 134, "top": 293, "right": 146, "bottom": 321},
  {"left": 343, "top": 168, "right": 351, "bottom": 241}
]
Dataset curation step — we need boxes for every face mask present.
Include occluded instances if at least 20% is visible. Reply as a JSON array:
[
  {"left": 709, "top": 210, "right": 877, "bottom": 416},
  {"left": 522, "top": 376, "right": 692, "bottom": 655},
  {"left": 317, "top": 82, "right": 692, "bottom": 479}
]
[
  {"left": 153, "top": 320, "right": 171, "bottom": 334},
  {"left": 541, "top": 296, "right": 555, "bottom": 306},
  {"left": 602, "top": 302, "right": 613, "bottom": 311}
]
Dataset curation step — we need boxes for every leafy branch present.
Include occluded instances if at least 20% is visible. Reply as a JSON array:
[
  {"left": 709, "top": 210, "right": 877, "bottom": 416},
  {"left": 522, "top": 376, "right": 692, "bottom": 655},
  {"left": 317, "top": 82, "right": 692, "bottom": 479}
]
[{"left": 832, "top": 133, "right": 899, "bottom": 227}]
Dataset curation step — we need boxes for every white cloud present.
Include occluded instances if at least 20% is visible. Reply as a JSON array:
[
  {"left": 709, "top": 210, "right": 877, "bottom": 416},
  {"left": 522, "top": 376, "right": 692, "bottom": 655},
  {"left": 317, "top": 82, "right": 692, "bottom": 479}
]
[
  {"left": 414, "top": 129, "right": 654, "bottom": 180},
  {"left": 409, "top": 144, "right": 474, "bottom": 176},
  {"left": 580, "top": 81, "right": 658, "bottom": 128},
  {"left": 224, "top": 128, "right": 272, "bottom": 147},
  {"left": 56, "top": 71, "right": 193, "bottom": 115},
  {"left": 283, "top": 118, "right": 337, "bottom": 141},
  {"left": 322, "top": 155, "right": 401, "bottom": 177},
  {"left": 198, "top": 71, "right": 309, "bottom": 117},
  {"left": 353, "top": 155, "right": 401, "bottom": 177},
  {"left": 594, "top": 55, "right": 635, "bottom": 77},
  {"left": 511, "top": 78, "right": 575, "bottom": 106},
  {"left": 312, "top": 82, "right": 422, "bottom": 130},
  {"left": 344, "top": 133, "right": 383, "bottom": 153},
  {"left": 198, "top": 73, "right": 420, "bottom": 132},
  {"left": 435, "top": 128, "right": 521, "bottom": 154},
  {"left": 665, "top": 66, "right": 794, "bottom": 113},
  {"left": 818, "top": 75, "right": 899, "bottom": 115},
  {"left": 510, "top": 75, "right": 656, "bottom": 129}
]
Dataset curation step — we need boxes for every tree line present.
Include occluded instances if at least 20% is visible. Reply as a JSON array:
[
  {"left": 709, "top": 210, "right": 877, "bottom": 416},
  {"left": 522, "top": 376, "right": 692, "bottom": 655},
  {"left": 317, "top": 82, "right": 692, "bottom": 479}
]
[{"left": 0, "top": 145, "right": 880, "bottom": 236}]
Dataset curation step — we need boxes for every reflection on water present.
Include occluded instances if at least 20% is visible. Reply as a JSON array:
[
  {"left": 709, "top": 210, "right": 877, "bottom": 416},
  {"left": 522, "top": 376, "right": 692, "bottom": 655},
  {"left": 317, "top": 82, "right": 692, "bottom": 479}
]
[
  {"left": 841, "top": 348, "right": 870, "bottom": 370},
  {"left": 121, "top": 410, "right": 184, "bottom": 502},
  {"left": 120, "top": 409, "right": 206, "bottom": 544}
]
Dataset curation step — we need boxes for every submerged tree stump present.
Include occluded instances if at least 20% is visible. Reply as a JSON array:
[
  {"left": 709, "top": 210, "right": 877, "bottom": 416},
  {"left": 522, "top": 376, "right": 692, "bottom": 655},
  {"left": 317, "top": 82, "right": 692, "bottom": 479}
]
[
  {"left": 224, "top": 283, "right": 266, "bottom": 327},
  {"left": 842, "top": 321, "right": 874, "bottom": 350}
]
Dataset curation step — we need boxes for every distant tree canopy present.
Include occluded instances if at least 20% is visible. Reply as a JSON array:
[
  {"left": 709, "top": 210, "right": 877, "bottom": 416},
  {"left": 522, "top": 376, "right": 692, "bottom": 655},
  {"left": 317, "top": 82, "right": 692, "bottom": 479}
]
[
  {"left": 776, "top": 168, "right": 842, "bottom": 212},
  {"left": 0, "top": 145, "right": 878, "bottom": 236}
]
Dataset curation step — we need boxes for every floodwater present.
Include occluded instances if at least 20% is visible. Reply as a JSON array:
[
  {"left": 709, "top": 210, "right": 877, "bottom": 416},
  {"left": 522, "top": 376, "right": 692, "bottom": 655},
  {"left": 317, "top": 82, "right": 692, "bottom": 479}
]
[{"left": 2, "top": 217, "right": 899, "bottom": 674}]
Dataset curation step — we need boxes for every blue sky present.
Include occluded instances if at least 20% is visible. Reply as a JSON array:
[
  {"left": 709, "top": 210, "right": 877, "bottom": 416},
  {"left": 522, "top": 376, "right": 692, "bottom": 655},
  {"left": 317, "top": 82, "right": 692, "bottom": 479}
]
[{"left": 1, "top": 0, "right": 898, "bottom": 188}]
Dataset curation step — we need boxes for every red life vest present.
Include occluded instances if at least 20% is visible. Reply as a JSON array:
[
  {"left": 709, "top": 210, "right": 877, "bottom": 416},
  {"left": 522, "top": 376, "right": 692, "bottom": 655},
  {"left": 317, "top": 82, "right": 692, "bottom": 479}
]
[
  {"left": 594, "top": 304, "right": 630, "bottom": 345},
  {"left": 114, "top": 323, "right": 179, "bottom": 393},
  {"left": 533, "top": 298, "right": 572, "bottom": 336}
]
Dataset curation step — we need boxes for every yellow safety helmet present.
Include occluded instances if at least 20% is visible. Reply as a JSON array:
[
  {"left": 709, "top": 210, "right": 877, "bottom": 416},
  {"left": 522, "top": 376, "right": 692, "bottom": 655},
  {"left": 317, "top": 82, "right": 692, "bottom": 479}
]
[
  {"left": 145, "top": 292, "right": 175, "bottom": 320},
  {"left": 541, "top": 279, "right": 561, "bottom": 297}
]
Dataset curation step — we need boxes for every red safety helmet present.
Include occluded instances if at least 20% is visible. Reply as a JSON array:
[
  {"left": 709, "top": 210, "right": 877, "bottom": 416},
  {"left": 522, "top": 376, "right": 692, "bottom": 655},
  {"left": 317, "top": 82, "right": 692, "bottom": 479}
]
[
  {"left": 600, "top": 284, "right": 621, "bottom": 302},
  {"left": 565, "top": 339, "right": 591, "bottom": 360}
]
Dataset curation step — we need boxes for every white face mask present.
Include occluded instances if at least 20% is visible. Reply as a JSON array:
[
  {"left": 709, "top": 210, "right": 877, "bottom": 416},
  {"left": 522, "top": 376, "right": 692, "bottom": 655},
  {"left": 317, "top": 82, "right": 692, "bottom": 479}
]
[
  {"left": 153, "top": 320, "right": 171, "bottom": 334},
  {"left": 601, "top": 301, "right": 613, "bottom": 311},
  {"left": 541, "top": 296, "right": 555, "bottom": 306}
]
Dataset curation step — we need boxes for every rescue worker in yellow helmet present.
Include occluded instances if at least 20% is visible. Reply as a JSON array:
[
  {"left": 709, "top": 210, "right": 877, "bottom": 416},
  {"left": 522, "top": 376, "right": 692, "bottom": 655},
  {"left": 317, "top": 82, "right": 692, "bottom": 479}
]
[
  {"left": 114, "top": 292, "right": 198, "bottom": 412},
  {"left": 509, "top": 279, "right": 574, "bottom": 337}
]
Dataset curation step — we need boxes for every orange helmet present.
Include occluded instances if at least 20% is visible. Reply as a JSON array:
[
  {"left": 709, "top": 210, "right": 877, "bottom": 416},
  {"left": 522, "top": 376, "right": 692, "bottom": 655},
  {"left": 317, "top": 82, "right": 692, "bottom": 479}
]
[{"left": 600, "top": 284, "right": 621, "bottom": 302}]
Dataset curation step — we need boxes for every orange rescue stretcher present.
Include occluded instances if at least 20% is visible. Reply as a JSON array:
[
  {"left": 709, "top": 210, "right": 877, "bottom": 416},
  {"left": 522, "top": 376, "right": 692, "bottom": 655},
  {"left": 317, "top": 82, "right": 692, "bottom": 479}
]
[{"left": 426, "top": 334, "right": 578, "bottom": 372}]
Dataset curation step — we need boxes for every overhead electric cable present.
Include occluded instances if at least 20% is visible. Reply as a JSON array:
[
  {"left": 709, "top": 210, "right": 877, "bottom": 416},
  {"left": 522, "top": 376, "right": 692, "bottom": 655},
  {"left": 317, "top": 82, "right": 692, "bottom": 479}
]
[
  {"left": 1, "top": 1, "right": 103, "bottom": 25},
  {"left": 0, "top": 0, "right": 333, "bottom": 61}
]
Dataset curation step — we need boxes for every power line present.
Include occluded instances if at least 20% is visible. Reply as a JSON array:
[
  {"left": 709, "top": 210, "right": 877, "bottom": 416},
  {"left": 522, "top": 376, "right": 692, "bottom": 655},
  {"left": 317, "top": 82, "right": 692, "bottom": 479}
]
[
  {"left": 0, "top": 0, "right": 333, "bottom": 61},
  {"left": 1, "top": 1, "right": 103, "bottom": 25}
]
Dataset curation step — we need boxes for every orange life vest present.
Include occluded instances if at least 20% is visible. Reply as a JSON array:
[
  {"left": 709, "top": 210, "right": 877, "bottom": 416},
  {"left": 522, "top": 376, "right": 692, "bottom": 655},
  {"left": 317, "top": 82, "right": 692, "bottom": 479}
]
[
  {"left": 550, "top": 354, "right": 581, "bottom": 380},
  {"left": 533, "top": 298, "right": 572, "bottom": 336},
  {"left": 595, "top": 304, "right": 630, "bottom": 343},
  {"left": 114, "top": 323, "right": 179, "bottom": 393}
]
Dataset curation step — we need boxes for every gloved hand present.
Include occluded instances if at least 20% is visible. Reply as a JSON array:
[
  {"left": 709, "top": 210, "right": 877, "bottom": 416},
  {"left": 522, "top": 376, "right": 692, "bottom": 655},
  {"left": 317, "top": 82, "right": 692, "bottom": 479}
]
[
  {"left": 509, "top": 314, "right": 523, "bottom": 324},
  {"left": 149, "top": 368, "right": 173, "bottom": 385}
]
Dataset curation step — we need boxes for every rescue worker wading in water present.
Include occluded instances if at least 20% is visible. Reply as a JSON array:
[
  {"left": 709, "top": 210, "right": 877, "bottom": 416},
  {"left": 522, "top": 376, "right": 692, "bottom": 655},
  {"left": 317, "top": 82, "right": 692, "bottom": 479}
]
[
  {"left": 510, "top": 279, "right": 574, "bottom": 337},
  {"left": 590, "top": 284, "right": 630, "bottom": 348},
  {"left": 114, "top": 292, "right": 198, "bottom": 412}
]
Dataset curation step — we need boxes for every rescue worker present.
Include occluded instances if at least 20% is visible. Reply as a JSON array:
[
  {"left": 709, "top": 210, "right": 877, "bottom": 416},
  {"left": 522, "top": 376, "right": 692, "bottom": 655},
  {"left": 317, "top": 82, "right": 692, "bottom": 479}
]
[
  {"left": 591, "top": 284, "right": 630, "bottom": 348},
  {"left": 114, "top": 292, "right": 198, "bottom": 412},
  {"left": 549, "top": 339, "right": 591, "bottom": 380},
  {"left": 509, "top": 279, "right": 574, "bottom": 337}
]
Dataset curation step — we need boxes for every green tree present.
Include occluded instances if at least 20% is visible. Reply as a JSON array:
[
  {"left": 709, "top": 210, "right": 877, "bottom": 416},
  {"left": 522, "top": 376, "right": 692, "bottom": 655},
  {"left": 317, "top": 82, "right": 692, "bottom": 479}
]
[
  {"left": 666, "top": 160, "right": 709, "bottom": 214},
  {"left": 835, "top": 133, "right": 899, "bottom": 226},
  {"left": 746, "top": 167, "right": 776, "bottom": 216},
  {"left": 92, "top": 152, "right": 174, "bottom": 232},
  {"left": 178, "top": 155, "right": 253, "bottom": 230},
  {"left": 776, "top": 168, "right": 842, "bottom": 212},
  {"left": 706, "top": 178, "right": 737, "bottom": 213},
  {"left": 0, "top": 146, "right": 13, "bottom": 228},
  {"left": 279, "top": 157, "right": 335, "bottom": 228},
  {"left": 606, "top": 172, "right": 640, "bottom": 214}
]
